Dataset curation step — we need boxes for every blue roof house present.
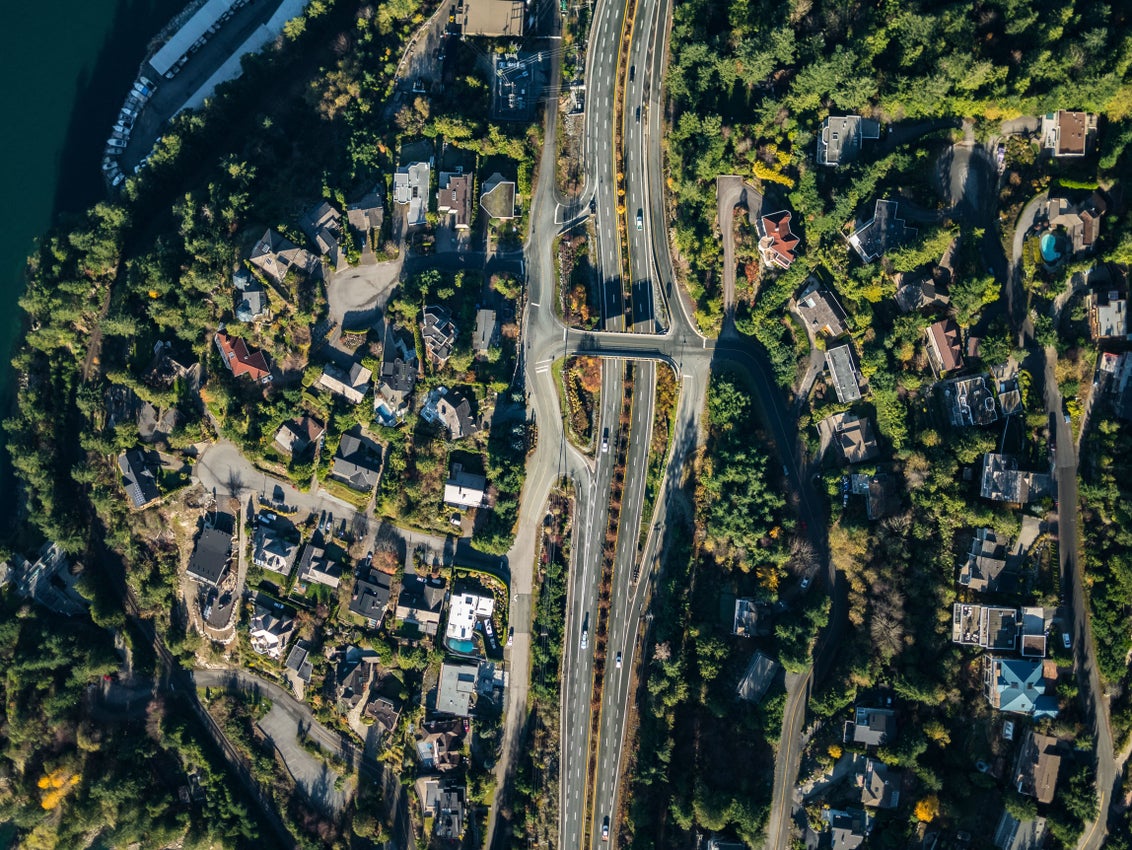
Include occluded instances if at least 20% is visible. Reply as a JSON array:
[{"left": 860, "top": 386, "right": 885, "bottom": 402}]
[{"left": 985, "top": 656, "right": 1058, "bottom": 719}]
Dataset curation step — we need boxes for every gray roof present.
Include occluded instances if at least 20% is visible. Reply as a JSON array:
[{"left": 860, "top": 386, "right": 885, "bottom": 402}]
[
  {"left": 298, "top": 544, "right": 342, "bottom": 588},
  {"left": 148, "top": 0, "right": 234, "bottom": 75},
  {"left": 473, "top": 309, "right": 498, "bottom": 353},
  {"left": 480, "top": 173, "right": 517, "bottom": 219},
  {"left": 187, "top": 525, "right": 233, "bottom": 587},
  {"left": 849, "top": 199, "right": 916, "bottom": 263},
  {"left": 332, "top": 433, "right": 382, "bottom": 492},
  {"left": 994, "top": 811, "right": 1047, "bottom": 850},
  {"left": 422, "top": 305, "right": 457, "bottom": 365},
  {"left": 379, "top": 326, "right": 418, "bottom": 403},
  {"left": 826, "top": 344, "right": 863, "bottom": 403},
  {"left": 847, "top": 707, "right": 896, "bottom": 747},
  {"left": 252, "top": 526, "right": 299, "bottom": 576},
  {"left": 235, "top": 284, "right": 268, "bottom": 323},
  {"left": 795, "top": 281, "right": 848, "bottom": 337},
  {"left": 350, "top": 571, "right": 393, "bottom": 622},
  {"left": 817, "top": 115, "right": 881, "bottom": 167},
  {"left": 118, "top": 448, "right": 160, "bottom": 509},
  {"left": 980, "top": 453, "right": 1053, "bottom": 504},
  {"left": 286, "top": 640, "right": 313, "bottom": 682},
  {"left": 436, "top": 661, "right": 479, "bottom": 717},
  {"left": 437, "top": 390, "right": 478, "bottom": 440},
  {"left": 861, "top": 759, "right": 900, "bottom": 809}
]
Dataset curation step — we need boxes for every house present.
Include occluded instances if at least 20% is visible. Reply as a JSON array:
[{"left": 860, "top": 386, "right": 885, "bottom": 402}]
[
  {"left": 1014, "top": 732, "right": 1062, "bottom": 803},
  {"left": 940, "top": 375, "right": 998, "bottom": 428},
  {"left": 422, "top": 305, "right": 457, "bottom": 367},
  {"left": 1041, "top": 193, "right": 1108, "bottom": 259},
  {"left": 377, "top": 325, "right": 418, "bottom": 411},
  {"left": 299, "top": 202, "right": 346, "bottom": 267},
  {"left": 455, "top": 0, "right": 524, "bottom": 36},
  {"left": 252, "top": 525, "right": 299, "bottom": 576},
  {"left": 234, "top": 271, "right": 269, "bottom": 323},
  {"left": 994, "top": 812, "right": 1048, "bottom": 850},
  {"left": 396, "top": 574, "right": 447, "bottom": 635},
  {"left": 422, "top": 387, "right": 479, "bottom": 440},
  {"left": 926, "top": 319, "right": 963, "bottom": 375},
  {"left": 795, "top": 280, "right": 848, "bottom": 337},
  {"left": 1089, "top": 288, "right": 1127, "bottom": 341},
  {"left": 817, "top": 115, "right": 881, "bottom": 167},
  {"left": 118, "top": 448, "right": 160, "bottom": 509},
  {"left": 349, "top": 570, "right": 393, "bottom": 626},
  {"left": 850, "top": 472, "right": 900, "bottom": 520},
  {"left": 444, "top": 463, "right": 489, "bottom": 509},
  {"left": 346, "top": 189, "right": 384, "bottom": 254},
  {"left": 364, "top": 691, "right": 401, "bottom": 738},
  {"left": 393, "top": 162, "right": 430, "bottom": 227},
  {"left": 332, "top": 652, "right": 376, "bottom": 711},
  {"left": 826, "top": 344, "right": 863, "bottom": 403},
  {"left": 849, "top": 199, "right": 916, "bottom": 263},
  {"left": 860, "top": 759, "right": 900, "bottom": 809},
  {"left": 214, "top": 330, "right": 272, "bottom": 383},
  {"left": 187, "top": 524, "right": 233, "bottom": 588},
  {"left": 1041, "top": 110, "right": 1097, "bottom": 157},
  {"left": 825, "top": 412, "right": 879, "bottom": 464},
  {"left": 894, "top": 269, "right": 951, "bottom": 314},
  {"left": 435, "top": 785, "right": 466, "bottom": 841},
  {"left": 1020, "top": 606, "right": 1048, "bottom": 658},
  {"left": 297, "top": 544, "right": 342, "bottom": 589},
  {"left": 844, "top": 707, "right": 896, "bottom": 747},
  {"left": 736, "top": 651, "right": 780, "bottom": 703},
  {"left": 732, "top": 598, "right": 768, "bottom": 637},
  {"left": 756, "top": 210, "right": 800, "bottom": 269},
  {"left": 952, "top": 604, "right": 1020, "bottom": 651},
  {"left": 436, "top": 660, "right": 480, "bottom": 717},
  {"left": 480, "top": 172, "right": 517, "bottom": 220},
  {"left": 980, "top": 453, "right": 1053, "bottom": 504},
  {"left": 273, "top": 415, "right": 325, "bottom": 457},
  {"left": 437, "top": 171, "right": 473, "bottom": 230},
  {"left": 824, "top": 809, "right": 871, "bottom": 850},
  {"left": 249, "top": 229, "right": 322, "bottom": 284},
  {"left": 446, "top": 590, "right": 494, "bottom": 642},
  {"left": 249, "top": 602, "right": 294, "bottom": 659},
  {"left": 416, "top": 720, "right": 464, "bottom": 771},
  {"left": 415, "top": 776, "right": 442, "bottom": 822},
  {"left": 958, "top": 528, "right": 1016, "bottom": 593},
  {"left": 286, "top": 640, "right": 313, "bottom": 683},
  {"left": 317, "top": 361, "right": 373, "bottom": 405},
  {"left": 331, "top": 433, "right": 382, "bottom": 492},
  {"left": 984, "top": 656, "right": 1059, "bottom": 718},
  {"left": 473, "top": 308, "right": 499, "bottom": 356}
]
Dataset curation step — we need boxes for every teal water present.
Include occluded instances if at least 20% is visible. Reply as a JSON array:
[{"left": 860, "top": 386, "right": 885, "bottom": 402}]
[{"left": 0, "top": 0, "right": 181, "bottom": 521}]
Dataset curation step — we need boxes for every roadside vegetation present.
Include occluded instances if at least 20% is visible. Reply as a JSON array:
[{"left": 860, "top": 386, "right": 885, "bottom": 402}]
[
  {"left": 639, "top": 363, "right": 678, "bottom": 546},
  {"left": 559, "top": 355, "right": 602, "bottom": 449},
  {"left": 1079, "top": 415, "right": 1132, "bottom": 746},
  {"left": 557, "top": 224, "right": 601, "bottom": 330},
  {"left": 505, "top": 487, "right": 572, "bottom": 847},
  {"left": 620, "top": 372, "right": 805, "bottom": 846}
]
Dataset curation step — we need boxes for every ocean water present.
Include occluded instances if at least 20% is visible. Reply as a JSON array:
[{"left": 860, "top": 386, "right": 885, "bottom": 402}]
[{"left": 0, "top": 0, "right": 181, "bottom": 520}]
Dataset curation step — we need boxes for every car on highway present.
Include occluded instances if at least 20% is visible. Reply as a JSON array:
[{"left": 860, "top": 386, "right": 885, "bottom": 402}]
[
  {"left": 1062, "top": 632, "right": 1071, "bottom": 649},
  {"left": 635, "top": 105, "right": 640, "bottom": 121},
  {"left": 636, "top": 209, "right": 643, "bottom": 230},
  {"left": 601, "top": 428, "right": 609, "bottom": 453},
  {"left": 590, "top": 197, "right": 597, "bottom": 214},
  {"left": 602, "top": 817, "right": 610, "bottom": 841},
  {"left": 615, "top": 652, "right": 622, "bottom": 669},
  {"left": 629, "top": 65, "right": 635, "bottom": 81},
  {"left": 580, "top": 626, "right": 589, "bottom": 650}
]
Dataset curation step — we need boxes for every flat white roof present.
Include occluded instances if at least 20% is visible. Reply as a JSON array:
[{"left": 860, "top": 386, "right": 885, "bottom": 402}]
[
  {"left": 445, "top": 592, "right": 493, "bottom": 641},
  {"left": 149, "top": 0, "right": 237, "bottom": 76}
]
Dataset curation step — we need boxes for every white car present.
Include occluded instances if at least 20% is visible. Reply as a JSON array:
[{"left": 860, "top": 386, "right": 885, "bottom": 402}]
[
  {"left": 507, "top": 627, "right": 514, "bottom": 648},
  {"left": 636, "top": 210, "right": 643, "bottom": 231},
  {"left": 615, "top": 652, "right": 622, "bottom": 669}
]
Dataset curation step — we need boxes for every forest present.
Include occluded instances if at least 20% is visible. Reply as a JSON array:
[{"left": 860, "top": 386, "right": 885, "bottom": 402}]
[
  {"left": 0, "top": 599, "right": 269, "bottom": 849},
  {"left": 664, "top": 0, "right": 1132, "bottom": 332}
]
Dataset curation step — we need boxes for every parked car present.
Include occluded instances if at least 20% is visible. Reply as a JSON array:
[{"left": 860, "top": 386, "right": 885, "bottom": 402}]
[
  {"left": 507, "top": 627, "right": 514, "bottom": 648},
  {"left": 800, "top": 575, "right": 811, "bottom": 590},
  {"left": 1062, "top": 632, "right": 1071, "bottom": 650}
]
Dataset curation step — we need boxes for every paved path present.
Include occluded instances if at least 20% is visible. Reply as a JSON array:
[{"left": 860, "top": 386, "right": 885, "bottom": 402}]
[
  {"left": 715, "top": 175, "right": 763, "bottom": 325},
  {"left": 258, "top": 703, "right": 350, "bottom": 814}
]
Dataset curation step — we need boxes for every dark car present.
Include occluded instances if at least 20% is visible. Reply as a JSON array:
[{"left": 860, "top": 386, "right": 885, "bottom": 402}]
[{"left": 629, "top": 65, "right": 635, "bottom": 81}]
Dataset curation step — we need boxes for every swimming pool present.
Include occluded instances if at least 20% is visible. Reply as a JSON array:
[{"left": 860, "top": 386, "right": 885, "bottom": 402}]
[
  {"left": 447, "top": 638, "right": 476, "bottom": 655},
  {"left": 1040, "top": 232, "right": 1062, "bottom": 263}
]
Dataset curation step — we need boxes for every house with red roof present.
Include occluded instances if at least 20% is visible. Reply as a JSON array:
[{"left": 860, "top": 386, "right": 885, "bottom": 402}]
[
  {"left": 757, "top": 210, "right": 800, "bottom": 269},
  {"left": 214, "top": 330, "right": 272, "bottom": 383}
]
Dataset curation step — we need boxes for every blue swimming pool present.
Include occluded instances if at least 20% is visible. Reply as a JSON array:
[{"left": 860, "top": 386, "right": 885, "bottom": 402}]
[
  {"left": 447, "top": 638, "right": 475, "bottom": 655},
  {"left": 1040, "top": 232, "right": 1062, "bottom": 263}
]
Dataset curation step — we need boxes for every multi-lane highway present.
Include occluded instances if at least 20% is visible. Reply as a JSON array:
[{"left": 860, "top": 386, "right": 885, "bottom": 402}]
[{"left": 496, "top": 1, "right": 836, "bottom": 849}]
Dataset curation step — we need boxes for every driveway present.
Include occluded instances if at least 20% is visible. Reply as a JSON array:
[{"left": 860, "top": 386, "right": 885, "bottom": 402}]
[
  {"left": 259, "top": 703, "right": 350, "bottom": 814},
  {"left": 325, "top": 257, "right": 404, "bottom": 333},
  {"left": 715, "top": 175, "right": 763, "bottom": 328}
]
